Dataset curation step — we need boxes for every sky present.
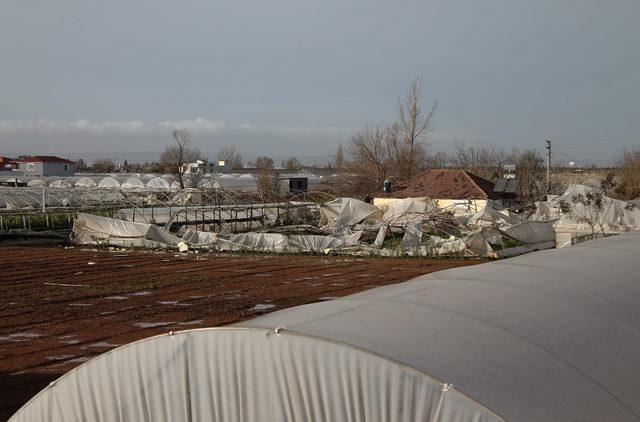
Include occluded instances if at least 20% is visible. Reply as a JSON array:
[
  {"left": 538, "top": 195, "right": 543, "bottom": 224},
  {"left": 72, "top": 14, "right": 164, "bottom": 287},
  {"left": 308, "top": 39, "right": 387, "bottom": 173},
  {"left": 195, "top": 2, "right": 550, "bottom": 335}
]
[{"left": 1, "top": 0, "right": 639, "bottom": 165}]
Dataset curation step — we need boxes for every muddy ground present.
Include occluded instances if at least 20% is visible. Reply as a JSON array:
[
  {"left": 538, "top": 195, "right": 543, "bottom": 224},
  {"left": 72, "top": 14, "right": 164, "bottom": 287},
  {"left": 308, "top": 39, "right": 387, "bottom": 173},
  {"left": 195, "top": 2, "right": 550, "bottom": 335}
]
[{"left": 0, "top": 245, "right": 482, "bottom": 420}]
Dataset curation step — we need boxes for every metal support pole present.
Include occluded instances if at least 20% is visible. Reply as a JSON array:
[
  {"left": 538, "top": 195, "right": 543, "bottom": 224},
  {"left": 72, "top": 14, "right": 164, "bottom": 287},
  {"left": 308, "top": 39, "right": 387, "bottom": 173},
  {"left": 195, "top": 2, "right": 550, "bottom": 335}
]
[{"left": 545, "top": 139, "right": 551, "bottom": 195}]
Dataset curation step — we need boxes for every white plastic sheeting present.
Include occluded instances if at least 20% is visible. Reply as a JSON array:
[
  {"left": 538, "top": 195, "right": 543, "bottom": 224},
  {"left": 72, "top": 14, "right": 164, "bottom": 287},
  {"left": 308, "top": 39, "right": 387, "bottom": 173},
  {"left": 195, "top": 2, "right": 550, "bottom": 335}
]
[
  {"left": 74, "top": 177, "right": 97, "bottom": 188},
  {"left": 380, "top": 198, "right": 438, "bottom": 225},
  {"left": 320, "top": 198, "right": 382, "bottom": 229},
  {"left": 97, "top": 177, "right": 120, "bottom": 188},
  {"left": 9, "top": 328, "right": 500, "bottom": 422},
  {"left": 49, "top": 179, "right": 72, "bottom": 188},
  {"left": 146, "top": 176, "right": 170, "bottom": 189},
  {"left": 71, "top": 213, "right": 181, "bottom": 248},
  {"left": 15, "top": 232, "right": 640, "bottom": 422},
  {"left": 531, "top": 184, "right": 640, "bottom": 234},
  {"left": 504, "top": 221, "right": 555, "bottom": 245},
  {"left": 26, "top": 179, "right": 46, "bottom": 187},
  {"left": 121, "top": 176, "right": 145, "bottom": 189},
  {"left": 240, "top": 232, "right": 640, "bottom": 421}
]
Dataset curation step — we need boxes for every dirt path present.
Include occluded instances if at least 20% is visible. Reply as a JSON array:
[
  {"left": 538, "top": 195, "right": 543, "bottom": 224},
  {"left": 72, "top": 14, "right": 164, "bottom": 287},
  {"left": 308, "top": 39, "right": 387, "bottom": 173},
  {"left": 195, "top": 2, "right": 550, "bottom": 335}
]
[{"left": 0, "top": 245, "right": 482, "bottom": 420}]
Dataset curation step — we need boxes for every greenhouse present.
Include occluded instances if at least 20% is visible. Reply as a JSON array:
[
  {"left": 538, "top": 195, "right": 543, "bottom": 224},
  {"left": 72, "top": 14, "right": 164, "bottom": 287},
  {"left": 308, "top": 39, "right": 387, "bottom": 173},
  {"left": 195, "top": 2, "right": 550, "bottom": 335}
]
[{"left": 10, "top": 232, "right": 640, "bottom": 421}]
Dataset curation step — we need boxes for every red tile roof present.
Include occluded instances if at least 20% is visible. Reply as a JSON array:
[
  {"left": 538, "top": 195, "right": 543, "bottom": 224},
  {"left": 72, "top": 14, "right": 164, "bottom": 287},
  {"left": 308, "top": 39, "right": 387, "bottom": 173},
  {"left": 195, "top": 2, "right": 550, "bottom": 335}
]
[
  {"left": 380, "top": 169, "right": 504, "bottom": 200},
  {"left": 16, "top": 156, "right": 74, "bottom": 164}
]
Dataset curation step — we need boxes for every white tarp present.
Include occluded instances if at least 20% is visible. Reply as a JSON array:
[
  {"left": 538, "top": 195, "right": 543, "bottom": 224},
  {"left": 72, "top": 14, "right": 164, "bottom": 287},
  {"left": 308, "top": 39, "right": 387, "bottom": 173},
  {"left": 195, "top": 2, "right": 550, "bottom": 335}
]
[
  {"left": 287, "top": 234, "right": 345, "bottom": 252},
  {"left": 379, "top": 198, "right": 438, "bottom": 226},
  {"left": 320, "top": 198, "right": 382, "bottom": 229},
  {"left": 180, "top": 229, "right": 218, "bottom": 246},
  {"left": 530, "top": 184, "right": 640, "bottom": 235},
  {"left": 71, "top": 213, "right": 181, "bottom": 248},
  {"left": 505, "top": 221, "right": 555, "bottom": 245}
]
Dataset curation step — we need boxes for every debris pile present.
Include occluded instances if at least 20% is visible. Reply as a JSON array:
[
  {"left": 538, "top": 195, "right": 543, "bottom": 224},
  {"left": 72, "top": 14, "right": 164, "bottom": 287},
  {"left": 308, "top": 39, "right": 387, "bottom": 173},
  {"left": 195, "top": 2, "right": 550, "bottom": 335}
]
[{"left": 70, "top": 185, "right": 640, "bottom": 258}]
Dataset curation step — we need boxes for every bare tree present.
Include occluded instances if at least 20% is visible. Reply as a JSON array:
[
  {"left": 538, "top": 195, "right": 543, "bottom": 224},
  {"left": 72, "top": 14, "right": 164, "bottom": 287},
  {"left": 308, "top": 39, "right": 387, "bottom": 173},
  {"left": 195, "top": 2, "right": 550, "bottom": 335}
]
[
  {"left": 217, "top": 145, "right": 243, "bottom": 169},
  {"left": 281, "top": 156, "right": 302, "bottom": 171},
  {"left": 334, "top": 143, "right": 345, "bottom": 170},
  {"left": 91, "top": 159, "right": 116, "bottom": 173},
  {"left": 75, "top": 158, "right": 87, "bottom": 171},
  {"left": 160, "top": 129, "right": 202, "bottom": 189},
  {"left": 397, "top": 76, "right": 438, "bottom": 180},
  {"left": 256, "top": 168, "right": 280, "bottom": 198},
  {"left": 340, "top": 76, "right": 438, "bottom": 195},
  {"left": 452, "top": 140, "right": 505, "bottom": 180},
  {"left": 253, "top": 156, "right": 274, "bottom": 170}
]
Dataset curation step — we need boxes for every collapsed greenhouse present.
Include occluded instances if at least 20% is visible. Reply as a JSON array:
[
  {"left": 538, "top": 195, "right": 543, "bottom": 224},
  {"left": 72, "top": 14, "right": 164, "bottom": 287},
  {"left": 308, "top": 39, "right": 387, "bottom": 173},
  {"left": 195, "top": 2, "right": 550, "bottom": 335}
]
[
  {"left": 1, "top": 182, "right": 639, "bottom": 258},
  {"left": 10, "top": 231, "right": 640, "bottom": 421}
]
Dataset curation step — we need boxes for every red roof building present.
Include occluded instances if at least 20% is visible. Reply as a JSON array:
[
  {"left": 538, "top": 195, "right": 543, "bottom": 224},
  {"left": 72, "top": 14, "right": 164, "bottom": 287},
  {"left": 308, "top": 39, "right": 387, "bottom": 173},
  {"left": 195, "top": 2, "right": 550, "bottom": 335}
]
[
  {"left": 16, "top": 156, "right": 74, "bottom": 164},
  {"left": 376, "top": 169, "right": 505, "bottom": 206}
]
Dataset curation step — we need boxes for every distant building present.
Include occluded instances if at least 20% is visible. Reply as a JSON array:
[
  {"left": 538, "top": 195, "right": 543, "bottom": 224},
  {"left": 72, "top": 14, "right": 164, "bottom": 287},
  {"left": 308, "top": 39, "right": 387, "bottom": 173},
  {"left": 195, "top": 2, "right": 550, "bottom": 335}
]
[
  {"left": 182, "top": 159, "right": 232, "bottom": 175},
  {"left": 0, "top": 156, "right": 17, "bottom": 171},
  {"left": 492, "top": 177, "right": 518, "bottom": 207},
  {"left": 375, "top": 169, "right": 510, "bottom": 212},
  {"left": 15, "top": 156, "right": 76, "bottom": 177}
]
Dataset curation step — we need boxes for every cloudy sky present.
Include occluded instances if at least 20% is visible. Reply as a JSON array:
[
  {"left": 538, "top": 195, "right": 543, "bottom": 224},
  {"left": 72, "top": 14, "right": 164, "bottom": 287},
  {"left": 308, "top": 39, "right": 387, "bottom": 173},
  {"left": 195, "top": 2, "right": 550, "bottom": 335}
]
[{"left": 1, "top": 0, "right": 638, "bottom": 164}]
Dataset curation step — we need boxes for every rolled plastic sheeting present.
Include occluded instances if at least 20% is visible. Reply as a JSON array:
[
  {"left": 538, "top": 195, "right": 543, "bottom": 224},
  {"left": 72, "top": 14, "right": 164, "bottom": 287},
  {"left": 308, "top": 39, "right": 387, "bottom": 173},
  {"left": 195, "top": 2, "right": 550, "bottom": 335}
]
[{"left": 10, "top": 328, "right": 502, "bottom": 422}]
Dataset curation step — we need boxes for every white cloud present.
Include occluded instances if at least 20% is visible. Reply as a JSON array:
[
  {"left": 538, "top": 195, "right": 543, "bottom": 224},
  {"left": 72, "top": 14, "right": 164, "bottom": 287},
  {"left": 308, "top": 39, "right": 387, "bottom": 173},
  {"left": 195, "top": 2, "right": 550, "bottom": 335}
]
[
  {"left": 0, "top": 118, "right": 150, "bottom": 135},
  {"left": 0, "top": 118, "right": 350, "bottom": 137}
]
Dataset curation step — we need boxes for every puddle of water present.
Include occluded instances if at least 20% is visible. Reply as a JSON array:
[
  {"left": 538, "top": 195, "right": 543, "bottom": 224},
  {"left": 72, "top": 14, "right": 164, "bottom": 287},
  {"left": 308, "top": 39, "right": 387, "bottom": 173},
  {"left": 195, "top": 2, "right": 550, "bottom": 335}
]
[
  {"left": 60, "top": 339, "right": 80, "bottom": 345},
  {"left": 9, "top": 332, "right": 41, "bottom": 338},
  {"left": 66, "top": 356, "right": 91, "bottom": 364},
  {"left": 81, "top": 342, "right": 120, "bottom": 349},
  {"left": 105, "top": 296, "right": 128, "bottom": 300},
  {"left": 46, "top": 355, "right": 76, "bottom": 361},
  {"left": 69, "top": 303, "right": 92, "bottom": 307},
  {"left": 251, "top": 304, "right": 276, "bottom": 311},
  {"left": 134, "top": 322, "right": 175, "bottom": 329},
  {"left": 178, "top": 320, "right": 204, "bottom": 325},
  {"left": 158, "top": 301, "right": 178, "bottom": 305},
  {"left": 323, "top": 273, "right": 344, "bottom": 277},
  {"left": 129, "top": 291, "right": 152, "bottom": 296}
]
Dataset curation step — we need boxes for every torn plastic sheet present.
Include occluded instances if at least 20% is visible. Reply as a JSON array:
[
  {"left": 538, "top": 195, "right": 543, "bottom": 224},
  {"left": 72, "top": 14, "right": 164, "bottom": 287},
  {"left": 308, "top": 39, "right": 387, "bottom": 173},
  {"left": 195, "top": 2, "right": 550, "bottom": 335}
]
[
  {"left": 71, "top": 213, "right": 181, "bottom": 248},
  {"left": 379, "top": 198, "right": 439, "bottom": 226},
  {"left": 320, "top": 198, "right": 382, "bottom": 229}
]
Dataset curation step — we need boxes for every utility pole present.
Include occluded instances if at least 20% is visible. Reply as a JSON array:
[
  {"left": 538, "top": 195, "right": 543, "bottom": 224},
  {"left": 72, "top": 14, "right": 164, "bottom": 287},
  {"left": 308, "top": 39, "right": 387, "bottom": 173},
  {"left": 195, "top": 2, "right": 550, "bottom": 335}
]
[{"left": 545, "top": 139, "right": 551, "bottom": 195}]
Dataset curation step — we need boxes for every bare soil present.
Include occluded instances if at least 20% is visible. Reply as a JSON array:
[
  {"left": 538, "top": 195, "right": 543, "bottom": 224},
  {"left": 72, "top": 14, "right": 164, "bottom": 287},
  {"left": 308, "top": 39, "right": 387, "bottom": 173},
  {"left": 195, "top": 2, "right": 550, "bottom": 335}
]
[{"left": 0, "top": 245, "right": 482, "bottom": 420}]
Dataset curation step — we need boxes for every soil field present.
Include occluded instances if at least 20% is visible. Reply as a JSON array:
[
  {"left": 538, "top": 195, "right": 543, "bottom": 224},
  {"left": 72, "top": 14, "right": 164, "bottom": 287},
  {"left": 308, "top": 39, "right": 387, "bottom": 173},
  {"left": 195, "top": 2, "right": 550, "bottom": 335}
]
[{"left": 0, "top": 246, "right": 482, "bottom": 420}]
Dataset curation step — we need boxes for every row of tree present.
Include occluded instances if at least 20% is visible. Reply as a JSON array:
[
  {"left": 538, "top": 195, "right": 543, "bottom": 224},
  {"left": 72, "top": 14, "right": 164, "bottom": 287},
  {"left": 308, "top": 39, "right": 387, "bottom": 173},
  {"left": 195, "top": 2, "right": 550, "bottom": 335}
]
[{"left": 77, "top": 75, "right": 640, "bottom": 204}]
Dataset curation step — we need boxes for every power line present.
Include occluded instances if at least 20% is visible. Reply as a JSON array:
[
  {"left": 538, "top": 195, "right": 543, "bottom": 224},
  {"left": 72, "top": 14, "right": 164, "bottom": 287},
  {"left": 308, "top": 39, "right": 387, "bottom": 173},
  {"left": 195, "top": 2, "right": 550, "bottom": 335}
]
[{"left": 550, "top": 144, "right": 588, "bottom": 168}]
